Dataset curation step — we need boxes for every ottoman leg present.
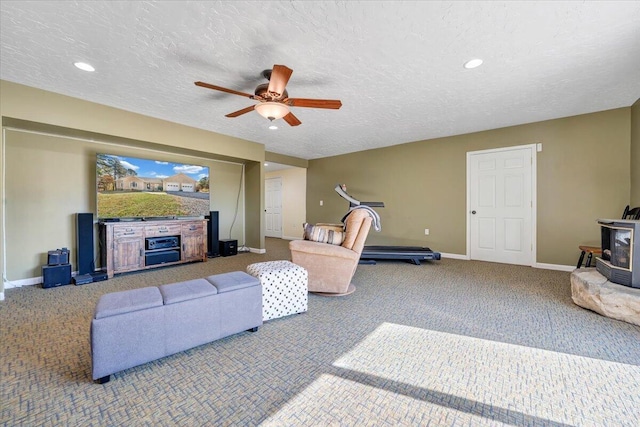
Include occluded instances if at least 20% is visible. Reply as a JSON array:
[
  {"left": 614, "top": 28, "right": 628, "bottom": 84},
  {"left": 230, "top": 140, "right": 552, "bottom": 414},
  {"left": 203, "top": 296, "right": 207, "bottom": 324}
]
[{"left": 95, "top": 375, "right": 110, "bottom": 384}]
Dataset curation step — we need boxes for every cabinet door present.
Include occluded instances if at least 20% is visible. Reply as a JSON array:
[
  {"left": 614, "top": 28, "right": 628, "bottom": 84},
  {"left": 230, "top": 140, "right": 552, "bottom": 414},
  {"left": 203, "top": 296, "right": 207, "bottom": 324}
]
[
  {"left": 182, "top": 222, "right": 205, "bottom": 261},
  {"left": 113, "top": 238, "right": 144, "bottom": 272},
  {"left": 182, "top": 234, "right": 203, "bottom": 261}
]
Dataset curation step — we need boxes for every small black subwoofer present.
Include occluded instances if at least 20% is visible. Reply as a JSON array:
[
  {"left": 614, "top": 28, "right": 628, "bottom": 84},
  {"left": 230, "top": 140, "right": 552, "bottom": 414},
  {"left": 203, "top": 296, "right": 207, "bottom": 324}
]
[
  {"left": 219, "top": 239, "right": 237, "bottom": 257},
  {"left": 42, "top": 264, "right": 72, "bottom": 288}
]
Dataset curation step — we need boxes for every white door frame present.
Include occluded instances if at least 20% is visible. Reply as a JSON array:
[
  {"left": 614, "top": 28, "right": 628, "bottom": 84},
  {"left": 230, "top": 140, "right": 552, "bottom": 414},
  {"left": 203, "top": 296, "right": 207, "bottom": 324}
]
[{"left": 466, "top": 144, "right": 537, "bottom": 266}]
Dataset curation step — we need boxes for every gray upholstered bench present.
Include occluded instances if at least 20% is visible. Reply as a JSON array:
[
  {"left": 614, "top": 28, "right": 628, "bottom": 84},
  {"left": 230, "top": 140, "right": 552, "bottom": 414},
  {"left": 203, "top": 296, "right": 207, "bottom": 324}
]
[{"left": 91, "top": 271, "right": 262, "bottom": 383}]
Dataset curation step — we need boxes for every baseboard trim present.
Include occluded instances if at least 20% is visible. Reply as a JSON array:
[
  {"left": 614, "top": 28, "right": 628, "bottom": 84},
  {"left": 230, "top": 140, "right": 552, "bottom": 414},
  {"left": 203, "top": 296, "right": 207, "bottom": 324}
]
[
  {"left": 249, "top": 247, "right": 266, "bottom": 254},
  {"left": 5, "top": 269, "right": 90, "bottom": 289},
  {"left": 441, "top": 254, "right": 575, "bottom": 271},
  {"left": 5, "top": 276, "right": 42, "bottom": 289},
  {"left": 282, "top": 235, "right": 301, "bottom": 241},
  {"left": 440, "top": 252, "right": 469, "bottom": 260},
  {"left": 535, "top": 262, "right": 576, "bottom": 272},
  {"left": 0, "top": 291, "right": 4, "bottom": 301}
]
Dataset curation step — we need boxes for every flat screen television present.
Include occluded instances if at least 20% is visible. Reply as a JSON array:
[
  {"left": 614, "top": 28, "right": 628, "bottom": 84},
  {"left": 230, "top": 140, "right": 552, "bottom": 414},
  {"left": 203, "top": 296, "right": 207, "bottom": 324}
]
[{"left": 96, "top": 153, "right": 210, "bottom": 220}]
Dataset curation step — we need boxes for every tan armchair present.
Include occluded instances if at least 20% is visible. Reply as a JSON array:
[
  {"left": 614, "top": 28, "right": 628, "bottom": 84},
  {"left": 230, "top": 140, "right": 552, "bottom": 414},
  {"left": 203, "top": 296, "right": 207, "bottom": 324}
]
[{"left": 289, "top": 209, "right": 373, "bottom": 296}]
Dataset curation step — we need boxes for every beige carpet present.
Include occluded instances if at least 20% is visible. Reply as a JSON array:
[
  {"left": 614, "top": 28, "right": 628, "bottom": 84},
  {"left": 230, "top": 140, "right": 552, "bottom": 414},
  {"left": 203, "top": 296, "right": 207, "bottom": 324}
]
[{"left": 1, "top": 238, "right": 639, "bottom": 426}]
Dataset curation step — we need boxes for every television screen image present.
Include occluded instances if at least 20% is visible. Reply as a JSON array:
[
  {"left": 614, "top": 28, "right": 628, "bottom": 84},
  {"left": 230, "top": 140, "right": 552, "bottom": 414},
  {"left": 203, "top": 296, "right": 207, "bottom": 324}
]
[{"left": 96, "top": 153, "right": 210, "bottom": 219}]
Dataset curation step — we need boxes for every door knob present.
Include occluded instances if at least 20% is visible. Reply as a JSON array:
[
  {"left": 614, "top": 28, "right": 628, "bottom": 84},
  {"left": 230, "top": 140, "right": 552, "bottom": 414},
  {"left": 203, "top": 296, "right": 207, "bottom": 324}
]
[{"left": 471, "top": 210, "right": 477, "bottom": 214}]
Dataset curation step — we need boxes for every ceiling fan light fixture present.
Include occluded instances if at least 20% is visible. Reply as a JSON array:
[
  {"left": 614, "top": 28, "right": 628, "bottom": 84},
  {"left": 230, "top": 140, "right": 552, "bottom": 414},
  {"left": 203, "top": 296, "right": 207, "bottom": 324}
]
[{"left": 255, "top": 102, "right": 289, "bottom": 121}]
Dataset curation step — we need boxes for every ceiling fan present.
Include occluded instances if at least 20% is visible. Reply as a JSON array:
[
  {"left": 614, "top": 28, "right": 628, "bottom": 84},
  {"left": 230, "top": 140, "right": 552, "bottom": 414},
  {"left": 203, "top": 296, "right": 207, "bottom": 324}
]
[{"left": 195, "top": 64, "right": 342, "bottom": 127}]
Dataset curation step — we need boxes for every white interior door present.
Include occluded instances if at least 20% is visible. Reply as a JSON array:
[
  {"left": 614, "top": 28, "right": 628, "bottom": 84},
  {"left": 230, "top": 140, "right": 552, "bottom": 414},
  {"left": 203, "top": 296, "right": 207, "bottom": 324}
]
[
  {"left": 265, "top": 177, "right": 282, "bottom": 238},
  {"left": 468, "top": 145, "right": 535, "bottom": 266}
]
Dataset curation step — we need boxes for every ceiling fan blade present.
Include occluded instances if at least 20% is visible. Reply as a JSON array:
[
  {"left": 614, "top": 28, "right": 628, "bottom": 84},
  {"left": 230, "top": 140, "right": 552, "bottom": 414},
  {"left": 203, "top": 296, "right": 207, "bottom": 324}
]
[
  {"left": 267, "top": 65, "right": 293, "bottom": 98},
  {"left": 225, "top": 105, "right": 256, "bottom": 118},
  {"left": 195, "top": 81, "right": 256, "bottom": 99},
  {"left": 283, "top": 112, "right": 302, "bottom": 127},
  {"left": 285, "top": 98, "right": 342, "bottom": 109}
]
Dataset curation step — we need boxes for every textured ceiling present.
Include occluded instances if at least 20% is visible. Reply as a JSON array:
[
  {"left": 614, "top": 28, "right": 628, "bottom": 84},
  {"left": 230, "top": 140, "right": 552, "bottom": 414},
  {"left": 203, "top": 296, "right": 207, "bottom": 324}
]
[{"left": 1, "top": 1, "right": 639, "bottom": 160}]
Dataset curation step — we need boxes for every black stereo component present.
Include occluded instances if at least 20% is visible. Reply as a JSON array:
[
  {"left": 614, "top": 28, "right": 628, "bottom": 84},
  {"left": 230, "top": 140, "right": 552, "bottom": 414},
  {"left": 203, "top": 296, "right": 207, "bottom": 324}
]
[
  {"left": 42, "top": 264, "right": 72, "bottom": 288},
  {"left": 219, "top": 239, "right": 238, "bottom": 257},
  {"left": 145, "top": 250, "right": 180, "bottom": 266},
  {"left": 47, "top": 248, "right": 70, "bottom": 265},
  {"left": 90, "top": 270, "right": 109, "bottom": 282},
  {"left": 73, "top": 274, "right": 93, "bottom": 285},
  {"left": 146, "top": 236, "right": 179, "bottom": 250}
]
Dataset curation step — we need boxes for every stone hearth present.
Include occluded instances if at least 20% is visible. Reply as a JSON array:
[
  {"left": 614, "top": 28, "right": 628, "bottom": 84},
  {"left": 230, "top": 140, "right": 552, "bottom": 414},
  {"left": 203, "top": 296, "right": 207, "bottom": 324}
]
[{"left": 571, "top": 268, "right": 640, "bottom": 327}]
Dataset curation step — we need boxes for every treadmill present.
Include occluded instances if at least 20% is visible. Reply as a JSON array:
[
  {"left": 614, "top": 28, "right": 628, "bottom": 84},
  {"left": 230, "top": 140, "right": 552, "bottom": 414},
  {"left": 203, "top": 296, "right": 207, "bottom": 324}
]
[{"left": 335, "top": 184, "right": 441, "bottom": 265}]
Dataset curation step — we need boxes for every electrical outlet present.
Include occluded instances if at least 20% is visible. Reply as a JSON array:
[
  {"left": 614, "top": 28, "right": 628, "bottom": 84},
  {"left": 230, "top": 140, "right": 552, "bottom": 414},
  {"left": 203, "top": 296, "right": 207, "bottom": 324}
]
[
  {"left": 424, "top": 228, "right": 429, "bottom": 235},
  {"left": 320, "top": 200, "right": 323, "bottom": 206}
]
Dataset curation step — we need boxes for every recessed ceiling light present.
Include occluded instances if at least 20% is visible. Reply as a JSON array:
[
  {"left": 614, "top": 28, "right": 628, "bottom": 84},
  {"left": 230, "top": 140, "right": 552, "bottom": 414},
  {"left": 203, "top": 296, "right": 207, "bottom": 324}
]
[
  {"left": 268, "top": 124, "right": 278, "bottom": 130},
  {"left": 463, "top": 59, "right": 483, "bottom": 69},
  {"left": 74, "top": 62, "right": 95, "bottom": 72}
]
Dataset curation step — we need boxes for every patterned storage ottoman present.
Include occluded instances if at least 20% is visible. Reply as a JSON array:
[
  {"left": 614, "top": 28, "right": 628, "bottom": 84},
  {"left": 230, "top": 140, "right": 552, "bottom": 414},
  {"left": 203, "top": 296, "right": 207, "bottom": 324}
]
[{"left": 246, "top": 260, "right": 308, "bottom": 321}]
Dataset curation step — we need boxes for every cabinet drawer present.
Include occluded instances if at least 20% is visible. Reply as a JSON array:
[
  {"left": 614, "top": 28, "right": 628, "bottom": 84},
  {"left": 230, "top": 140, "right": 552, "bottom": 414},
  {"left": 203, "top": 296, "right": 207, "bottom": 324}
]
[
  {"left": 182, "top": 222, "right": 204, "bottom": 234},
  {"left": 145, "top": 224, "right": 181, "bottom": 237},
  {"left": 113, "top": 226, "right": 143, "bottom": 239}
]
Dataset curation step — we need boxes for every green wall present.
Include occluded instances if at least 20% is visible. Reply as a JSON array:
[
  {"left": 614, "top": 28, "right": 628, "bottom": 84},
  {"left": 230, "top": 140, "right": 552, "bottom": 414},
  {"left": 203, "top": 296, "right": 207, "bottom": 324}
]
[
  {"left": 0, "top": 88, "right": 4, "bottom": 295},
  {"left": 0, "top": 81, "right": 263, "bottom": 163},
  {"left": 245, "top": 161, "right": 264, "bottom": 251},
  {"left": 631, "top": 98, "right": 640, "bottom": 206},
  {"left": 3, "top": 126, "right": 246, "bottom": 281},
  {"left": 1, "top": 80, "right": 266, "bottom": 290},
  {"left": 265, "top": 151, "right": 309, "bottom": 169},
  {"left": 307, "top": 108, "right": 632, "bottom": 266},
  {"left": 1, "top": 78, "right": 637, "bottom": 293}
]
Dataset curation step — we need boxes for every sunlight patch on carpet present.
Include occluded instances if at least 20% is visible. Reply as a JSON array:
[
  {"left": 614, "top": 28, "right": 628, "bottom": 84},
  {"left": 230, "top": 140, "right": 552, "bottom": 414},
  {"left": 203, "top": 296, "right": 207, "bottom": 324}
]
[
  {"left": 327, "top": 322, "right": 640, "bottom": 426},
  {"left": 260, "top": 373, "right": 505, "bottom": 426}
]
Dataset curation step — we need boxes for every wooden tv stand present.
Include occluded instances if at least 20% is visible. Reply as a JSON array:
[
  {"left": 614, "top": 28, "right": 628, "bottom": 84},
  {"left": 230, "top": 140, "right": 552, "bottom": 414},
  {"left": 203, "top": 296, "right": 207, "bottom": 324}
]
[{"left": 99, "top": 219, "right": 207, "bottom": 278}]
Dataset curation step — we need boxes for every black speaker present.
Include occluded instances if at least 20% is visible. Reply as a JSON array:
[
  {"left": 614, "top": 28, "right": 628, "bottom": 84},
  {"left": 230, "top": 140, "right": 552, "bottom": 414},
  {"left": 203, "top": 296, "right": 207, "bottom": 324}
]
[
  {"left": 42, "top": 264, "right": 72, "bottom": 288},
  {"left": 219, "top": 239, "right": 237, "bottom": 257},
  {"left": 206, "top": 211, "right": 220, "bottom": 257},
  {"left": 77, "top": 213, "right": 94, "bottom": 275},
  {"left": 47, "top": 248, "right": 69, "bottom": 265}
]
